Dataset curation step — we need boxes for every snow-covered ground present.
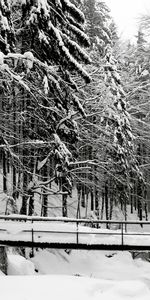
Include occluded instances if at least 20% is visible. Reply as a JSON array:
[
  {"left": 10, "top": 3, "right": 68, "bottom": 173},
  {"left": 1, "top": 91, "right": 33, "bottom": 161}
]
[
  {"left": 1, "top": 273, "right": 150, "bottom": 300},
  {"left": 0, "top": 248, "right": 149, "bottom": 300}
]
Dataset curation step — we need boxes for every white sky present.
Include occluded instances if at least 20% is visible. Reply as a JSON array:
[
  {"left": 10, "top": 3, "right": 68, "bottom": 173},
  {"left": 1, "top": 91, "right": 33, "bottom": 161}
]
[{"left": 104, "top": 0, "right": 150, "bottom": 41}]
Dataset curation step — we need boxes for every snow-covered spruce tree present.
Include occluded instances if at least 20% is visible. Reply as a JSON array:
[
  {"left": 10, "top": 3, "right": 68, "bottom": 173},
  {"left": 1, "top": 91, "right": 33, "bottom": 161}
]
[
  {"left": 0, "top": 0, "right": 15, "bottom": 197},
  {"left": 21, "top": 0, "right": 90, "bottom": 82},
  {"left": 0, "top": 0, "right": 14, "bottom": 269},
  {"left": 0, "top": 0, "right": 15, "bottom": 53},
  {"left": 92, "top": 39, "right": 146, "bottom": 221},
  {"left": 81, "top": 0, "right": 111, "bottom": 54},
  {"left": 72, "top": 0, "right": 112, "bottom": 218},
  {"left": 0, "top": 0, "right": 91, "bottom": 217},
  {"left": 121, "top": 30, "right": 150, "bottom": 217},
  {"left": 73, "top": 0, "right": 115, "bottom": 219},
  {"left": 102, "top": 44, "right": 146, "bottom": 221},
  {"left": 74, "top": 1, "right": 146, "bottom": 221}
]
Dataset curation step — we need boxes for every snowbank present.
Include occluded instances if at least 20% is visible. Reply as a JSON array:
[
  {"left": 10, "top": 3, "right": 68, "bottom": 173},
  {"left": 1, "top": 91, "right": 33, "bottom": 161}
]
[
  {"left": 0, "top": 249, "right": 150, "bottom": 300},
  {"left": 31, "top": 249, "right": 150, "bottom": 281},
  {"left": 8, "top": 254, "right": 35, "bottom": 275}
]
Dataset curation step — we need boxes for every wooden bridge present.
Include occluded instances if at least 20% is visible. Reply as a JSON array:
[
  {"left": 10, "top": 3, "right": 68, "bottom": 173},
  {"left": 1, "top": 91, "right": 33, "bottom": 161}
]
[{"left": 0, "top": 215, "right": 150, "bottom": 252}]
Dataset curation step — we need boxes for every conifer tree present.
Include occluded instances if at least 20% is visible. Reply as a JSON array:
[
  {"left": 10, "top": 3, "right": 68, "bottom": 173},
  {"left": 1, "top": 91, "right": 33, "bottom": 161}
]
[
  {"left": 121, "top": 27, "right": 150, "bottom": 218},
  {"left": 75, "top": 0, "right": 146, "bottom": 220},
  {"left": 0, "top": 0, "right": 15, "bottom": 53},
  {"left": 82, "top": 0, "right": 111, "bottom": 54},
  {"left": 0, "top": 0, "right": 91, "bottom": 216}
]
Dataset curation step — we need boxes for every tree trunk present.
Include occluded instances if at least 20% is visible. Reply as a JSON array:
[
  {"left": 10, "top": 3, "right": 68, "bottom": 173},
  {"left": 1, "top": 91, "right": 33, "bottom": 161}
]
[
  {"left": 62, "top": 177, "right": 68, "bottom": 217},
  {"left": 28, "top": 149, "right": 35, "bottom": 216},
  {"left": 101, "top": 190, "right": 105, "bottom": 220},
  {"left": 105, "top": 183, "right": 109, "bottom": 221},
  {"left": 130, "top": 188, "right": 133, "bottom": 214},
  {"left": 95, "top": 190, "right": 99, "bottom": 211},
  {"left": 91, "top": 190, "right": 94, "bottom": 211},
  {"left": 12, "top": 165, "right": 17, "bottom": 200},
  {"left": 134, "top": 182, "right": 137, "bottom": 211},
  {"left": 109, "top": 196, "right": 113, "bottom": 220},
  {"left": 85, "top": 192, "right": 89, "bottom": 218},
  {"left": 81, "top": 185, "right": 86, "bottom": 208},
  {"left": 28, "top": 191, "right": 34, "bottom": 216},
  {"left": 3, "top": 150, "right": 7, "bottom": 193},
  {"left": 20, "top": 169, "right": 28, "bottom": 215},
  {"left": 12, "top": 88, "right": 17, "bottom": 200},
  {"left": 137, "top": 179, "right": 143, "bottom": 223},
  {"left": 76, "top": 188, "right": 81, "bottom": 219},
  {"left": 42, "top": 165, "right": 48, "bottom": 217},
  {"left": 0, "top": 247, "right": 7, "bottom": 274}
]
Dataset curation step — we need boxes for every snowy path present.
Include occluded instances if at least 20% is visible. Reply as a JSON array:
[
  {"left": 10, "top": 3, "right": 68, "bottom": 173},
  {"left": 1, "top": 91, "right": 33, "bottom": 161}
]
[{"left": 0, "top": 217, "right": 150, "bottom": 250}]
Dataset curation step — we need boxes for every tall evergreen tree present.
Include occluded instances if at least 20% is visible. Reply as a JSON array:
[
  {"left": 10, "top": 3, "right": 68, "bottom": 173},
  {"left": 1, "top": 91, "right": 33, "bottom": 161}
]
[
  {"left": 0, "top": 0, "right": 91, "bottom": 216},
  {"left": 75, "top": 0, "right": 146, "bottom": 220},
  {"left": 121, "top": 28, "right": 150, "bottom": 218},
  {"left": 82, "top": 0, "right": 111, "bottom": 54},
  {"left": 0, "top": 0, "right": 15, "bottom": 53}
]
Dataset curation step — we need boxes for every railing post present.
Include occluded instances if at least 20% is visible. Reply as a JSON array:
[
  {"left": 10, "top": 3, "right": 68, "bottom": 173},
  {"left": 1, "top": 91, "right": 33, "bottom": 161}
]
[
  {"left": 76, "top": 221, "right": 79, "bottom": 244},
  {"left": 31, "top": 221, "right": 34, "bottom": 258},
  {"left": 121, "top": 223, "right": 124, "bottom": 247}
]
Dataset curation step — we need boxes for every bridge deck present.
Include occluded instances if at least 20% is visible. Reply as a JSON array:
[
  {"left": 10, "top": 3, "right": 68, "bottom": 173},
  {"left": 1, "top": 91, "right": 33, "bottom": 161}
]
[{"left": 1, "top": 240, "right": 150, "bottom": 251}]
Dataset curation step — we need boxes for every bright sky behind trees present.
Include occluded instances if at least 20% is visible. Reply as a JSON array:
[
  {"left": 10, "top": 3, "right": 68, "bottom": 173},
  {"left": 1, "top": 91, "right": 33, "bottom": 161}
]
[{"left": 105, "top": 0, "right": 150, "bottom": 42}]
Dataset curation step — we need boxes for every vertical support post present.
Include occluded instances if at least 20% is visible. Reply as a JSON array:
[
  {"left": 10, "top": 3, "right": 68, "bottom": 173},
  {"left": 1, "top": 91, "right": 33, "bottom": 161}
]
[
  {"left": 76, "top": 221, "right": 79, "bottom": 244},
  {"left": 31, "top": 220, "right": 34, "bottom": 258},
  {"left": 121, "top": 223, "right": 124, "bottom": 247}
]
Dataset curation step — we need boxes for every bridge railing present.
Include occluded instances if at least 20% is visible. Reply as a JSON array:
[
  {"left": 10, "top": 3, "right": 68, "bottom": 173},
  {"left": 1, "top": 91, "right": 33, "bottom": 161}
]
[
  {"left": 0, "top": 215, "right": 150, "bottom": 251},
  {"left": 0, "top": 214, "right": 149, "bottom": 225}
]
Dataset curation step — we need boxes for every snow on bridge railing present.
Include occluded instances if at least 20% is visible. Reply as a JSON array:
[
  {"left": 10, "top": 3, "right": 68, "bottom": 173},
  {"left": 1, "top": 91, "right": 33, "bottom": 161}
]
[{"left": 0, "top": 214, "right": 149, "bottom": 225}]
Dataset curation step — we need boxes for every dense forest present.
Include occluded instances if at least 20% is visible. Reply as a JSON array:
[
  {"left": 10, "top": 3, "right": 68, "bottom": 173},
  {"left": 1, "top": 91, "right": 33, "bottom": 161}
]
[{"left": 0, "top": 0, "right": 150, "bottom": 222}]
